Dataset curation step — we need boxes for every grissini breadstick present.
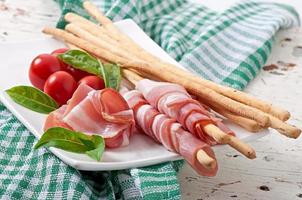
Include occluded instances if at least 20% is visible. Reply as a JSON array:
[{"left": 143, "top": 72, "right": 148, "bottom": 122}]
[
  {"left": 82, "top": 1, "right": 290, "bottom": 121},
  {"left": 201, "top": 124, "right": 230, "bottom": 144},
  {"left": 42, "top": 27, "right": 302, "bottom": 139},
  {"left": 65, "top": 12, "right": 107, "bottom": 35},
  {"left": 65, "top": 14, "right": 136, "bottom": 64},
  {"left": 83, "top": 1, "right": 141, "bottom": 50},
  {"left": 267, "top": 115, "right": 301, "bottom": 138},
  {"left": 65, "top": 39, "right": 110, "bottom": 64},
  {"left": 44, "top": 27, "right": 126, "bottom": 63},
  {"left": 208, "top": 104, "right": 262, "bottom": 132},
  {"left": 205, "top": 99, "right": 300, "bottom": 138},
  {"left": 71, "top": 21, "right": 121, "bottom": 47},
  {"left": 65, "top": 24, "right": 140, "bottom": 61},
  {"left": 66, "top": 43, "right": 80, "bottom": 50},
  {"left": 122, "top": 69, "right": 256, "bottom": 159},
  {"left": 64, "top": 13, "right": 120, "bottom": 46},
  {"left": 196, "top": 150, "right": 217, "bottom": 170},
  {"left": 172, "top": 69, "right": 290, "bottom": 121},
  {"left": 228, "top": 136, "right": 256, "bottom": 158},
  {"left": 83, "top": 1, "right": 113, "bottom": 28},
  {"left": 204, "top": 99, "right": 300, "bottom": 138},
  {"left": 65, "top": 12, "right": 158, "bottom": 60}
]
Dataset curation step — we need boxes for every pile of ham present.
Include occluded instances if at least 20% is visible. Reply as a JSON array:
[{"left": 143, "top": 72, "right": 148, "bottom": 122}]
[
  {"left": 44, "top": 84, "right": 135, "bottom": 148},
  {"left": 44, "top": 79, "right": 243, "bottom": 176}
]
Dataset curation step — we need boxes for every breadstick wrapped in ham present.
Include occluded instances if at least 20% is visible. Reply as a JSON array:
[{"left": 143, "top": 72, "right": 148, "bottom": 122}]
[
  {"left": 136, "top": 79, "right": 234, "bottom": 145},
  {"left": 123, "top": 90, "right": 218, "bottom": 176}
]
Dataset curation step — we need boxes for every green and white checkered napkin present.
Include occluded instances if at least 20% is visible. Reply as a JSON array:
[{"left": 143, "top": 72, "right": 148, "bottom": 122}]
[{"left": 0, "top": 0, "right": 299, "bottom": 199}]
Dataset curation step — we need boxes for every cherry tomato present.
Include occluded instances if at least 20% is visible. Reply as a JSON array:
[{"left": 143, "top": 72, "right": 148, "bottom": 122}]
[
  {"left": 78, "top": 76, "right": 105, "bottom": 90},
  {"left": 29, "top": 54, "right": 61, "bottom": 90},
  {"left": 61, "top": 65, "right": 91, "bottom": 81},
  {"left": 51, "top": 48, "right": 71, "bottom": 70},
  {"left": 51, "top": 48, "right": 69, "bottom": 55},
  {"left": 44, "top": 71, "right": 77, "bottom": 106},
  {"left": 51, "top": 48, "right": 90, "bottom": 80}
]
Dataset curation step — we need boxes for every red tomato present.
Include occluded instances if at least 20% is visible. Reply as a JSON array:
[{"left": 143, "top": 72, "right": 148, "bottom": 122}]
[
  {"left": 62, "top": 66, "right": 91, "bottom": 81},
  {"left": 51, "top": 48, "right": 71, "bottom": 70},
  {"left": 29, "top": 54, "right": 61, "bottom": 90},
  {"left": 44, "top": 71, "right": 77, "bottom": 106},
  {"left": 51, "top": 48, "right": 90, "bottom": 80},
  {"left": 78, "top": 76, "right": 105, "bottom": 90},
  {"left": 51, "top": 48, "right": 69, "bottom": 55}
]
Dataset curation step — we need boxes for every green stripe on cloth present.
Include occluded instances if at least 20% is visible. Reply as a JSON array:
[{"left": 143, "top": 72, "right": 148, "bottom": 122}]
[{"left": 0, "top": 0, "right": 299, "bottom": 199}]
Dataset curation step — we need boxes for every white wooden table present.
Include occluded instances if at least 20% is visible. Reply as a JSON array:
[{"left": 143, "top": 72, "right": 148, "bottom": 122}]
[{"left": 1, "top": 1, "right": 302, "bottom": 199}]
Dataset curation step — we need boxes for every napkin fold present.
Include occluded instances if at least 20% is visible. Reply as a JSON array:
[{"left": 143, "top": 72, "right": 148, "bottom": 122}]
[{"left": 0, "top": 0, "right": 299, "bottom": 199}]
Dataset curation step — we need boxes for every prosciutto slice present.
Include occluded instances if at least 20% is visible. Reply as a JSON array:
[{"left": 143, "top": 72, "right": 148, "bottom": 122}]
[
  {"left": 44, "top": 84, "right": 135, "bottom": 148},
  {"left": 43, "top": 105, "right": 71, "bottom": 131},
  {"left": 137, "top": 79, "right": 234, "bottom": 145},
  {"left": 123, "top": 90, "right": 218, "bottom": 176}
]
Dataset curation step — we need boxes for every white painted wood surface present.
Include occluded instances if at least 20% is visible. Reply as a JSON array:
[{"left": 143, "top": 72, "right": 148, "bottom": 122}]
[{"left": 1, "top": 1, "right": 301, "bottom": 199}]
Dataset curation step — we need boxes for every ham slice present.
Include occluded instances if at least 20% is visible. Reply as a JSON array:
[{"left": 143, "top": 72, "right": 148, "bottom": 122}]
[
  {"left": 123, "top": 90, "right": 218, "bottom": 176},
  {"left": 123, "top": 90, "right": 148, "bottom": 113},
  {"left": 64, "top": 84, "right": 94, "bottom": 115},
  {"left": 136, "top": 79, "right": 235, "bottom": 145},
  {"left": 175, "top": 128, "right": 217, "bottom": 177},
  {"left": 43, "top": 105, "right": 71, "bottom": 131},
  {"left": 44, "top": 84, "right": 135, "bottom": 148},
  {"left": 136, "top": 79, "right": 189, "bottom": 108}
]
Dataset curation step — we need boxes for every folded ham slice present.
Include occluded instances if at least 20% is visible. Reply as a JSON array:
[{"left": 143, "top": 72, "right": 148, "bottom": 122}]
[
  {"left": 43, "top": 105, "right": 72, "bottom": 131},
  {"left": 136, "top": 79, "right": 234, "bottom": 145},
  {"left": 123, "top": 90, "right": 218, "bottom": 176},
  {"left": 44, "top": 84, "right": 135, "bottom": 148}
]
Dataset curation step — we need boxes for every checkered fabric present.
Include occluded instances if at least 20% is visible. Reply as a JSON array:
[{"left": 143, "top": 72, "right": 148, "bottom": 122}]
[{"left": 0, "top": 0, "right": 299, "bottom": 199}]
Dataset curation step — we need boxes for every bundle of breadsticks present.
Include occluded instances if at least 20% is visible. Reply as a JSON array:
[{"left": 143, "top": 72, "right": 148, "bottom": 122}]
[{"left": 43, "top": 1, "right": 301, "bottom": 160}]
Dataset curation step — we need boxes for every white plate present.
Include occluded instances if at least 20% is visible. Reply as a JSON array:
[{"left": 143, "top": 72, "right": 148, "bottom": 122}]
[{"left": 0, "top": 19, "right": 269, "bottom": 171}]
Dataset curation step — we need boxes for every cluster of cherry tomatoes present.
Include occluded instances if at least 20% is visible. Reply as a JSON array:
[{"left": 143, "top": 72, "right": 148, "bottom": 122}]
[{"left": 29, "top": 48, "right": 105, "bottom": 105}]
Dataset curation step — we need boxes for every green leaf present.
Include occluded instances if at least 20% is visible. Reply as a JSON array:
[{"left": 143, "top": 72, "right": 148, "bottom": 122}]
[
  {"left": 85, "top": 135, "right": 105, "bottom": 161},
  {"left": 57, "top": 49, "right": 122, "bottom": 90},
  {"left": 57, "top": 50, "right": 101, "bottom": 75},
  {"left": 6, "top": 86, "right": 58, "bottom": 114},
  {"left": 100, "top": 62, "right": 121, "bottom": 90},
  {"left": 35, "top": 127, "right": 105, "bottom": 161}
]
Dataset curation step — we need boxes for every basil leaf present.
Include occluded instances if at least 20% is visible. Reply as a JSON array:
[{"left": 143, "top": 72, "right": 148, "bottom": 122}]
[
  {"left": 58, "top": 49, "right": 122, "bottom": 90},
  {"left": 85, "top": 135, "right": 105, "bottom": 161},
  {"left": 58, "top": 50, "right": 101, "bottom": 75},
  {"left": 100, "top": 63, "right": 121, "bottom": 90},
  {"left": 35, "top": 127, "right": 105, "bottom": 161},
  {"left": 6, "top": 86, "right": 58, "bottom": 114}
]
